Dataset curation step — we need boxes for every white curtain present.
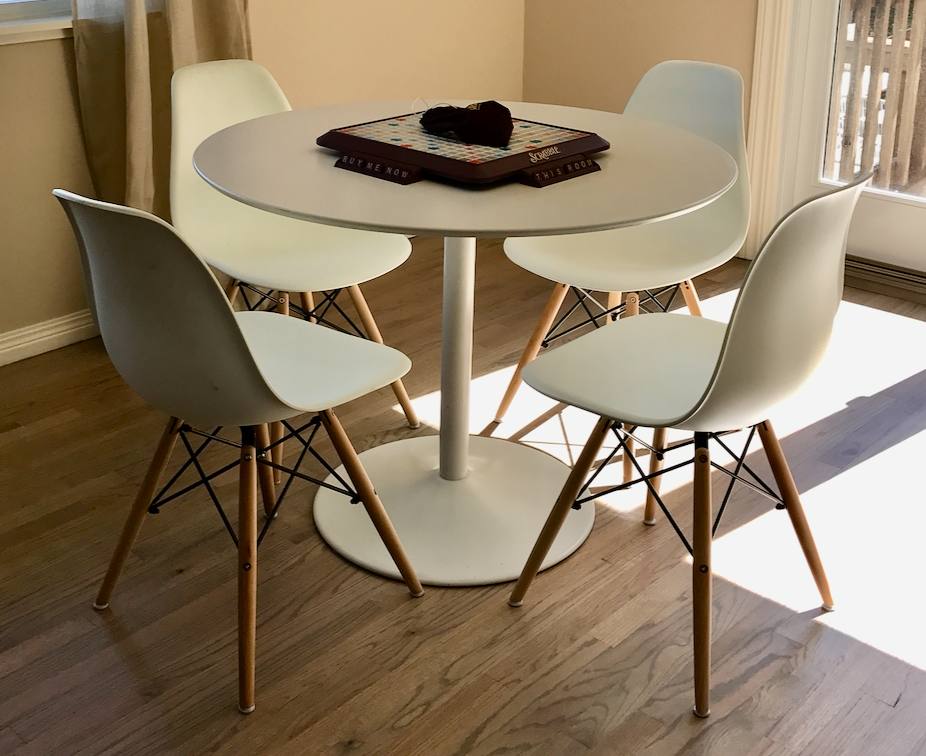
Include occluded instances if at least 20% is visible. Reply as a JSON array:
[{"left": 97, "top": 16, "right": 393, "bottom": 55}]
[{"left": 72, "top": 0, "right": 251, "bottom": 218}]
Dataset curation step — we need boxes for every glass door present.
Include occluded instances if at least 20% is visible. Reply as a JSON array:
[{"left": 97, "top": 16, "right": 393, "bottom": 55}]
[
  {"left": 785, "top": 0, "right": 926, "bottom": 272},
  {"left": 826, "top": 0, "right": 926, "bottom": 194}
]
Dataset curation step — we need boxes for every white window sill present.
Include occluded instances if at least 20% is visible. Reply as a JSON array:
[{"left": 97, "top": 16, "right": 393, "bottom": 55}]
[{"left": 0, "top": 14, "right": 72, "bottom": 46}]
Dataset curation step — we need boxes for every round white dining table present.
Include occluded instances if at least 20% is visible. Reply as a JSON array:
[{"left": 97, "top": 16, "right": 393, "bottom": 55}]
[{"left": 194, "top": 100, "right": 737, "bottom": 586}]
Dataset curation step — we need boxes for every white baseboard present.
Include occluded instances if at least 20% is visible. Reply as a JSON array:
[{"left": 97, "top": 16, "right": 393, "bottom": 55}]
[{"left": 0, "top": 310, "right": 99, "bottom": 368}]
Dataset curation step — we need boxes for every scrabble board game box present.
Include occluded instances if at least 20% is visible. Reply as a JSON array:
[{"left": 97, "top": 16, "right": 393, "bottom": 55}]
[{"left": 317, "top": 112, "right": 610, "bottom": 187}]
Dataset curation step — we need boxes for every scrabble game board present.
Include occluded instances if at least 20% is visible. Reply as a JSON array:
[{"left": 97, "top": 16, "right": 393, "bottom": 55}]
[{"left": 316, "top": 112, "right": 610, "bottom": 187}]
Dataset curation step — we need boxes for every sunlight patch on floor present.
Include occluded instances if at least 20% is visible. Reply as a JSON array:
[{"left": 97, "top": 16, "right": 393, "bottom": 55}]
[
  {"left": 713, "top": 425, "right": 926, "bottom": 671},
  {"left": 394, "top": 290, "right": 926, "bottom": 669},
  {"left": 710, "top": 295, "right": 926, "bottom": 671}
]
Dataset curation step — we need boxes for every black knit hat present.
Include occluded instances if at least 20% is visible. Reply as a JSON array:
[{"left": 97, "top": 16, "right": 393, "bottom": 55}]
[{"left": 420, "top": 101, "right": 514, "bottom": 148}]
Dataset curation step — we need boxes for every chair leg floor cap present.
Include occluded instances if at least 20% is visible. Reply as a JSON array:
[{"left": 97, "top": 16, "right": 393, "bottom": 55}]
[
  {"left": 238, "top": 704, "right": 256, "bottom": 714},
  {"left": 693, "top": 706, "right": 711, "bottom": 718},
  {"left": 92, "top": 602, "right": 109, "bottom": 611},
  {"left": 822, "top": 603, "right": 835, "bottom": 612},
  {"left": 508, "top": 599, "right": 523, "bottom": 607}
]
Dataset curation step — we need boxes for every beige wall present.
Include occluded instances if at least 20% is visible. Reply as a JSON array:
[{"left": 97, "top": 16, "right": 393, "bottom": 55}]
[
  {"left": 0, "top": 1, "right": 525, "bottom": 344},
  {"left": 250, "top": 0, "right": 526, "bottom": 107},
  {"left": 524, "top": 0, "right": 758, "bottom": 115},
  {"left": 0, "top": 38, "right": 94, "bottom": 335},
  {"left": 1, "top": 0, "right": 761, "bottom": 350}
]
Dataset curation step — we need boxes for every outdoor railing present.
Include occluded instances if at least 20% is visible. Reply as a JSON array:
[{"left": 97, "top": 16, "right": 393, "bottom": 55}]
[{"left": 827, "top": 0, "right": 926, "bottom": 195}]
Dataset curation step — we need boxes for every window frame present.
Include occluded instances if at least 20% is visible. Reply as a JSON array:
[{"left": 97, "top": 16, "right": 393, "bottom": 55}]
[{"left": 0, "top": 0, "right": 72, "bottom": 24}]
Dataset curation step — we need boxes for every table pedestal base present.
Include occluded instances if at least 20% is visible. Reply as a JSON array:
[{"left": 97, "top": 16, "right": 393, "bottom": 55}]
[{"left": 313, "top": 435, "right": 595, "bottom": 586}]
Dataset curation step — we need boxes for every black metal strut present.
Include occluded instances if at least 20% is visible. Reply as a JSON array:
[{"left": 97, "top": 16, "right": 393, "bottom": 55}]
[
  {"left": 236, "top": 284, "right": 367, "bottom": 338},
  {"left": 540, "top": 283, "right": 685, "bottom": 349},
  {"left": 145, "top": 416, "right": 360, "bottom": 550},
  {"left": 570, "top": 424, "right": 787, "bottom": 557}
]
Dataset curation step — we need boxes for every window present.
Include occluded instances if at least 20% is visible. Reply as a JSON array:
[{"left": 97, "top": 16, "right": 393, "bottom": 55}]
[{"left": 0, "top": 0, "right": 71, "bottom": 24}]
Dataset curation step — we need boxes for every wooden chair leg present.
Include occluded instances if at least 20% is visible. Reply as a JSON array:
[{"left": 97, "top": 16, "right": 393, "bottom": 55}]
[
  {"left": 299, "top": 291, "right": 316, "bottom": 322},
  {"left": 622, "top": 435, "right": 636, "bottom": 485},
  {"left": 692, "top": 431, "right": 713, "bottom": 718},
  {"left": 269, "top": 422, "right": 284, "bottom": 485},
  {"left": 346, "top": 285, "right": 421, "bottom": 429},
  {"left": 94, "top": 417, "right": 182, "bottom": 610},
  {"left": 643, "top": 427, "right": 667, "bottom": 525},
  {"left": 623, "top": 292, "right": 639, "bottom": 314},
  {"left": 622, "top": 293, "right": 640, "bottom": 483},
  {"left": 237, "top": 426, "right": 259, "bottom": 714},
  {"left": 255, "top": 424, "right": 276, "bottom": 518},
  {"left": 607, "top": 290, "right": 623, "bottom": 321},
  {"left": 495, "top": 282, "right": 570, "bottom": 423},
  {"left": 680, "top": 279, "right": 703, "bottom": 317},
  {"left": 756, "top": 420, "right": 834, "bottom": 610},
  {"left": 276, "top": 291, "right": 290, "bottom": 316},
  {"left": 319, "top": 409, "right": 424, "bottom": 597},
  {"left": 225, "top": 279, "right": 241, "bottom": 308},
  {"left": 270, "top": 293, "right": 291, "bottom": 484},
  {"left": 509, "top": 416, "right": 614, "bottom": 606}
]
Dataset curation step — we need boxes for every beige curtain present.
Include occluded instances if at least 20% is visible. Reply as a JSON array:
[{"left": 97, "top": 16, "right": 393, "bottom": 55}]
[{"left": 72, "top": 0, "right": 251, "bottom": 219}]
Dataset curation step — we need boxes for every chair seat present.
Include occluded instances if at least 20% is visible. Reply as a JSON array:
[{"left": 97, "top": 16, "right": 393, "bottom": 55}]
[
  {"left": 181, "top": 205, "right": 411, "bottom": 292},
  {"left": 505, "top": 207, "right": 742, "bottom": 293},
  {"left": 521, "top": 312, "right": 727, "bottom": 428},
  {"left": 509, "top": 176, "right": 870, "bottom": 717},
  {"left": 236, "top": 310, "right": 411, "bottom": 411}
]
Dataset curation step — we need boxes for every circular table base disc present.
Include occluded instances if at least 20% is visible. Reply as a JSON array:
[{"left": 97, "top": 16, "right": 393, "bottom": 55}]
[{"left": 313, "top": 435, "right": 594, "bottom": 586}]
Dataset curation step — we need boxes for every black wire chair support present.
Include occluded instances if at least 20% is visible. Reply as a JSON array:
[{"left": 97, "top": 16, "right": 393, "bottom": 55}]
[
  {"left": 237, "top": 283, "right": 286, "bottom": 313},
  {"left": 287, "top": 289, "right": 367, "bottom": 338},
  {"left": 572, "top": 423, "right": 787, "bottom": 556},
  {"left": 541, "top": 288, "right": 611, "bottom": 348},
  {"left": 237, "top": 283, "right": 367, "bottom": 338},
  {"left": 145, "top": 416, "right": 360, "bottom": 549},
  {"left": 541, "top": 283, "right": 685, "bottom": 349}
]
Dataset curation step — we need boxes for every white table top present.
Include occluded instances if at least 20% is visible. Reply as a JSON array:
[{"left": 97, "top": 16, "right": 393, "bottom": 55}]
[
  {"left": 193, "top": 100, "right": 737, "bottom": 239},
  {"left": 192, "top": 99, "right": 739, "bottom": 587}
]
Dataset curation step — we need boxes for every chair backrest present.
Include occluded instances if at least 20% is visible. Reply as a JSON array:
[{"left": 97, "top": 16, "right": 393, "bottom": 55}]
[
  {"left": 170, "top": 60, "right": 291, "bottom": 244},
  {"left": 53, "top": 189, "right": 293, "bottom": 428},
  {"left": 625, "top": 60, "right": 750, "bottom": 250},
  {"left": 680, "top": 174, "right": 871, "bottom": 432}
]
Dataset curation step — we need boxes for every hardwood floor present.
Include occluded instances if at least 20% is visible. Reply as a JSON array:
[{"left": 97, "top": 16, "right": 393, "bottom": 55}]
[{"left": 2, "top": 237, "right": 926, "bottom": 755}]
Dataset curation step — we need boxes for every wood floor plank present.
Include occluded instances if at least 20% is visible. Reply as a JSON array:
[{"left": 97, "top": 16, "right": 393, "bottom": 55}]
[
  {"left": 319, "top": 673, "right": 590, "bottom": 756},
  {"left": 761, "top": 631, "right": 890, "bottom": 752},
  {"left": 3, "top": 245, "right": 926, "bottom": 754},
  {"left": 0, "top": 726, "right": 25, "bottom": 753},
  {"left": 798, "top": 693, "right": 902, "bottom": 756}
]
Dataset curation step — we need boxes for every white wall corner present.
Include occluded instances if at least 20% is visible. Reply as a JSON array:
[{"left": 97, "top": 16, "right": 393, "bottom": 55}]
[
  {"left": 744, "top": 0, "right": 795, "bottom": 259},
  {"left": 0, "top": 310, "right": 98, "bottom": 367}
]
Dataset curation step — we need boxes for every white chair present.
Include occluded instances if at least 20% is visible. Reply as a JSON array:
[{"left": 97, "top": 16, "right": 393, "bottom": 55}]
[
  {"left": 507, "top": 175, "right": 871, "bottom": 718},
  {"left": 170, "top": 59, "right": 420, "bottom": 443},
  {"left": 53, "top": 188, "right": 423, "bottom": 714},
  {"left": 496, "top": 61, "right": 750, "bottom": 484}
]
